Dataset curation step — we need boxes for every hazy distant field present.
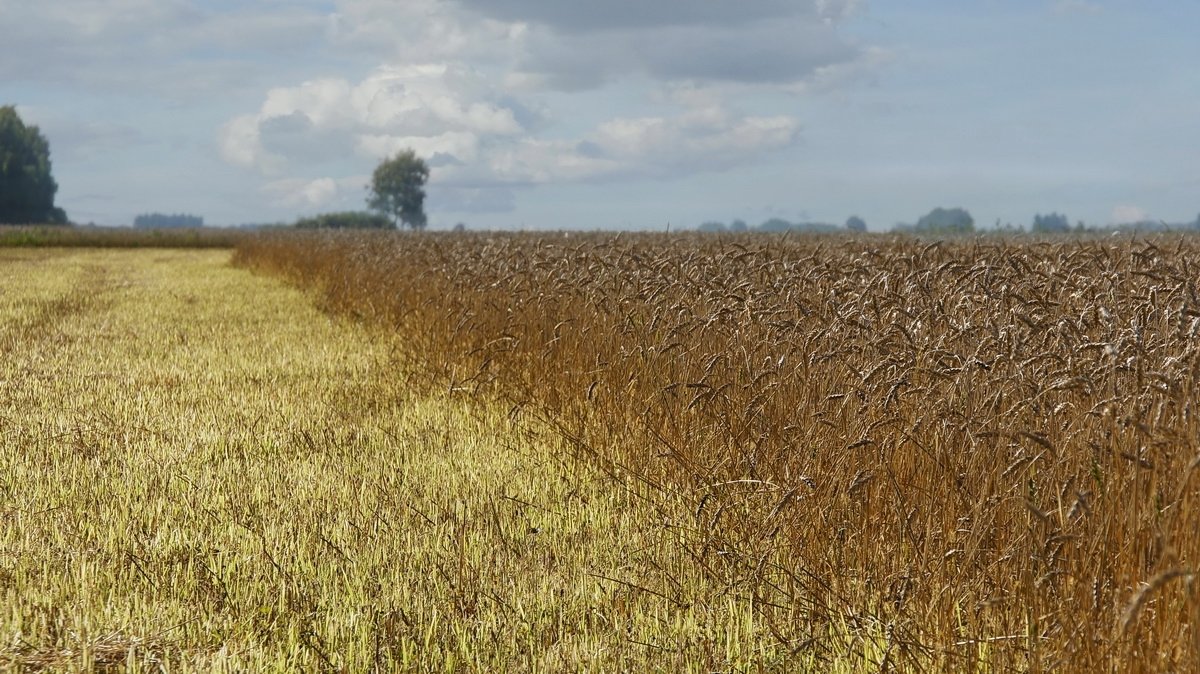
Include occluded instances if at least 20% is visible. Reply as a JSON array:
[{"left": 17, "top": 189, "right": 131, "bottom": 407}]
[{"left": 3, "top": 236, "right": 1198, "bottom": 672}]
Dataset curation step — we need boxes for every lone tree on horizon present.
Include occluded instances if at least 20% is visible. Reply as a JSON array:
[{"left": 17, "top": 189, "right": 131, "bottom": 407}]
[
  {"left": 368, "top": 149, "right": 429, "bottom": 230},
  {"left": 0, "top": 106, "right": 68, "bottom": 225}
]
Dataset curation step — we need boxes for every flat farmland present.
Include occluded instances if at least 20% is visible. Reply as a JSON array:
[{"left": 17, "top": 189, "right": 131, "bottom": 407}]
[
  {"left": 234, "top": 232, "right": 1200, "bottom": 672},
  {"left": 3, "top": 235, "right": 1199, "bottom": 672}
]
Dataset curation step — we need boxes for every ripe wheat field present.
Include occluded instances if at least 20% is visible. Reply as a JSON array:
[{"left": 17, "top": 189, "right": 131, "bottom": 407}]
[
  {"left": 2, "top": 234, "right": 1198, "bottom": 672},
  {"left": 234, "top": 231, "right": 1200, "bottom": 672}
]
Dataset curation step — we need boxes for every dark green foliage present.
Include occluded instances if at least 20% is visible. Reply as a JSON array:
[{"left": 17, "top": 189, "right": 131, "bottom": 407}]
[
  {"left": 368, "top": 149, "right": 429, "bottom": 230},
  {"left": 0, "top": 106, "right": 67, "bottom": 225},
  {"left": 1032, "top": 212, "right": 1070, "bottom": 233},
  {"left": 294, "top": 211, "right": 395, "bottom": 230},
  {"left": 915, "top": 207, "right": 974, "bottom": 234},
  {"left": 757, "top": 218, "right": 793, "bottom": 233},
  {"left": 845, "top": 215, "right": 867, "bottom": 232}
]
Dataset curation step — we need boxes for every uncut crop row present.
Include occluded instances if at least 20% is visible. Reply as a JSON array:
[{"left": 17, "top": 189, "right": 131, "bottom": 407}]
[{"left": 235, "top": 232, "right": 1200, "bottom": 671}]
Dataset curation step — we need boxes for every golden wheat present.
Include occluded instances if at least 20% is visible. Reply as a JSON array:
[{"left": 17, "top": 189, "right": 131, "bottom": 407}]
[{"left": 233, "top": 231, "right": 1200, "bottom": 671}]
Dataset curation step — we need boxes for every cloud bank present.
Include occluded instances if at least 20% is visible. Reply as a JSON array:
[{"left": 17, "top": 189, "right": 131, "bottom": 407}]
[
  {"left": 4, "top": 0, "right": 883, "bottom": 220},
  {"left": 209, "top": 0, "right": 878, "bottom": 214}
]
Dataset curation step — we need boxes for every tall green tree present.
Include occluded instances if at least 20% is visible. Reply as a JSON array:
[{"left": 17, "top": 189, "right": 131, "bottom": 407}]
[
  {"left": 368, "top": 149, "right": 429, "bottom": 230},
  {"left": 0, "top": 106, "right": 67, "bottom": 225}
]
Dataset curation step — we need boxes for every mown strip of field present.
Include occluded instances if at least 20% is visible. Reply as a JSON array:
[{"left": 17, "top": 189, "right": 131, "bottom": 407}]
[{"left": 0, "top": 249, "right": 802, "bottom": 672}]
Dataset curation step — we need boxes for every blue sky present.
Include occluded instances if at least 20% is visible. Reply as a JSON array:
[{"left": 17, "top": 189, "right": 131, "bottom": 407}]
[{"left": 2, "top": 0, "right": 1196, "bottom": 230}]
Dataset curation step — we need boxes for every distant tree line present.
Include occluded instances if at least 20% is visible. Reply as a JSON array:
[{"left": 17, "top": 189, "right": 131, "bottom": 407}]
[
  {"left": 892, "top": 207, "right": 975, "bottom": 234},
  {"left": 896, "top": 208, "right": 1200, "bottom": 235},
  {"left": 992, "top": 211, "right": 1200, "bottom": 235},
  {"left": 134, "top": 213, "right": 204, "bottom": 229},
  {"left": 294, "top": 212, "right": 393, "bottom": 230},
  {"left": 1031, "top": 212, "right": 1071, "bottom": 233},
  {"left": 696, "top": 216, "right": 867, "bottom": 234},
  {"left": 698, "top": 208, "right": 1200, "bottom": 237}
]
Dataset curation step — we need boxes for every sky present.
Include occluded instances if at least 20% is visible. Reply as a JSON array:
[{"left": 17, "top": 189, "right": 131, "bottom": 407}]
[{"left": 2, "top": 0, "right": 1196, "bottom": 230}]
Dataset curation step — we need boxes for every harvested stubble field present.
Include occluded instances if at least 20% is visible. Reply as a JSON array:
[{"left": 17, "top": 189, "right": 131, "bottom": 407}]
[
  {"left": 3, "top": 248, "right": 774, "bottom": 672},
  {"left": 231, "top": 231, "right": 1200, "bottom": 672}
]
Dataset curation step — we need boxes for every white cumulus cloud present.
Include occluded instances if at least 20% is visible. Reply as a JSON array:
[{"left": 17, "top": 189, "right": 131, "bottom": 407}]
[
  {"left": 218, "top": 63, "right": 522, "bottom": 175},
  {"left": 263, "top": 176, "right": 365, "bottom": 210},
  {"left": 210, "top": 0, "right": 873, "bottom": 216},
  {"left": 222, "top": 65, "right": 803, "bottom": 204},
  {"left": 483, "top": 106, "right": 800, "bottom": 185}
]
